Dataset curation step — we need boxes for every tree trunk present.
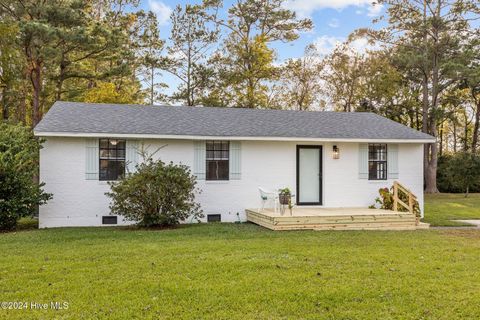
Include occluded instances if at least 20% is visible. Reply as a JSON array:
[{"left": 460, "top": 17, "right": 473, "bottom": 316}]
[
  {"left": 150, "top": 65, "right": 154, "bottom": 105},
  {"left": 30, "top": 61, "right": 42, "bottom": 127},
  {"left": 439, "top": 124, "right": 443, "bottom": 156},
  {"left": 424, "top": 0, "right": 439, "bottom": 194},
  {"left": 1, "top": 86, "right": 8, "bottom": 120},
  {"left": 471, "top": 97, "right": 480, "bottom": 152},
  {"left": 463, "top": 111, "right": 469, "bottom": 152},
  {"left": 453, "top": 118, "right": 457, "bottom": 152}
]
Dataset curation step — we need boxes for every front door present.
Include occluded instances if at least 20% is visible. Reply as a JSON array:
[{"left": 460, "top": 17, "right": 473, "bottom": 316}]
[{"left": 296, "top": 146, "right": 322, "bottom": 205}]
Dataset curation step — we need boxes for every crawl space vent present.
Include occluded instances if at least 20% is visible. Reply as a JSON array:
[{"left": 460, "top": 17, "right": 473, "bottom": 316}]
[
  {"left": 102, "top": 216, "right": 118, "bottom": 225},
  {"left": 207, "top": 214, "right": 221, "bottom": 222}
]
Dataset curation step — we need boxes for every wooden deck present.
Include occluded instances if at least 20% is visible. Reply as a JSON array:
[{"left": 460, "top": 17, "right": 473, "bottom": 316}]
[{"left": 246, "top": 207, "right": 424, "bottom": 231}]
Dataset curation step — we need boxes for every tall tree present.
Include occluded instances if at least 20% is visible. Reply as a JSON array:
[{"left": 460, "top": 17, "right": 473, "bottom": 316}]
[
  {"left": 0, "top": 0, "right": 146, "bottom": 125},
  {"left": 357, "top": 0, "right": 479, "bottom": 192},
  {"left": 459, "top": 33, "right": 480, "bottom": 152},
  {"left": 0, "top": 22, "right": 23, "bottom": 121},
  {"left": 273, "top": 44, "right": 324, "bottom": 110},
  {"left": 321, "top": 44, "right": 365, "bottom": 112},
  {"left": 203, "top": 0, "right": 312, "bottom": 108},
  {"left": 133, "top": 11, "right": 166, "bottom": 105},
  {"left": 166, "top": 4, "right": 218, "bottom": 106}
]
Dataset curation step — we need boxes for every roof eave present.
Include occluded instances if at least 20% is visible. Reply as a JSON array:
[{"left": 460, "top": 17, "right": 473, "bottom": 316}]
[{"left": 33, "top": 131, "right": 437, "bottom": 144}]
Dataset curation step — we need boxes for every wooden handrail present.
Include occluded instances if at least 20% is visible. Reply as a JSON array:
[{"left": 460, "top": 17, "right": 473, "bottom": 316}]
[{"left": 393, "top": 181, "right": 419, "bottom": 224}]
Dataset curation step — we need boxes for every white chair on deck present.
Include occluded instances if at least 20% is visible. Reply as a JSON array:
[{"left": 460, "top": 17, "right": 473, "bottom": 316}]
[{"left": 258, "top": 187, "right": 279, "bottom": 213}]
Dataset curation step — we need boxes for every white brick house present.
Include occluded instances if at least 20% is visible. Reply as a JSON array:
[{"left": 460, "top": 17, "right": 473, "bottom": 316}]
[{"left": 34, "top": 101, "right": 435, "bottom": 228}]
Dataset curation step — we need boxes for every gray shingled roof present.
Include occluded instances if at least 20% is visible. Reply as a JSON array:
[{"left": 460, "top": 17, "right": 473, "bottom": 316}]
[{"left": 34, "top": 101, "right": 434, "bottom": 141}]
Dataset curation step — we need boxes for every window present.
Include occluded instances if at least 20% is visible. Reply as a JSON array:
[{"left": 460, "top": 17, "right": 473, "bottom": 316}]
[
  {"left": 368, "top": 144, "right": 387, "bottom": 180},
  {"left": 99, "top": 139, "right": 126, "bottom": 181},
  {"left": 206, "top": 141, "right": 229, "bottom": 180}
]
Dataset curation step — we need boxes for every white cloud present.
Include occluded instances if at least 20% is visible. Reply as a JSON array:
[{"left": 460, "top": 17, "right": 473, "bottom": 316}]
[
  {"left": 367, "top": 3, "right": 383, "bottom": 17},
  {"left": 314, "top": 35, "right": 378, "bottom": 55},
  {"left": 349, "top": 37, "right": 377, "bottom": 52},
  {"left": 284, "top": 0, "right": 381, "bottom": 18},
  {"left": 314, "top": 35, "right": 343, "bottom": 55},
  {"left": 148, "top": 0, "right": 172, "bottom": 26},
  {"left": 328, "top": 18, "right": 339, "bottom": 28}
]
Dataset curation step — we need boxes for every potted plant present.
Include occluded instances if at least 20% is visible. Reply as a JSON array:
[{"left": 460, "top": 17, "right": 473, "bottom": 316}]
[{"left": 278, "top": 188, "right": 292, "bottom": 205}]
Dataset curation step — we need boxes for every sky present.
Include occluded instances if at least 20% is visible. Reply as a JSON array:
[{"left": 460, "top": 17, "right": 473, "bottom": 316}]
[{"left": 136, "top": 0, "right": 384, "bottom": 96}]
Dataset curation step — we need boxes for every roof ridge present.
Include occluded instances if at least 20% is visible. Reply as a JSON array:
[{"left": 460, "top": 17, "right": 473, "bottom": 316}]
[{"left": 54, "top": 100, "right": 375, "bottom": 115}]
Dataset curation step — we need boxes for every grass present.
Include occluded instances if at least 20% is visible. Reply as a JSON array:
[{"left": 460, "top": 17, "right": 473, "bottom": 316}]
[
  {"left": 1, "top": 223, "right": 480, "bottom": 319},
  {"left": 424, "top": 193, "right": 480, "bottom": 226}
]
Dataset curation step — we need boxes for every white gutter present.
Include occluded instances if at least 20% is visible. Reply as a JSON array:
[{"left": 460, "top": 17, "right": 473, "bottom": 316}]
[{"left": 34, "top": 131, "right": 436, "bottom": 144}]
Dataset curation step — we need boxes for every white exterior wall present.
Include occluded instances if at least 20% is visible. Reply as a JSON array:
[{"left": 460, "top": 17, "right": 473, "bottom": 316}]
[{"left": 39, "top": 137, "right": 424, "bottom": 228}]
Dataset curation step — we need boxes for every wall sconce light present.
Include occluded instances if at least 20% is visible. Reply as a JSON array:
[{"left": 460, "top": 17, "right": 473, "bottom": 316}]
[{"left": 332, "top": 145, "right": 340, "bottom": 159}]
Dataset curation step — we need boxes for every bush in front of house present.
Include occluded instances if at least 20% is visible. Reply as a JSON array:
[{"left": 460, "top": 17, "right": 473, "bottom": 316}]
[
  {"left": 0, "top": 123, "right": 52, "bottom": 230},
  {"left": 106, "top": 157, "right": 203, "bottom": 227},
  {"left": 371, "top": 186, "right": 420, "bottom": 217}
]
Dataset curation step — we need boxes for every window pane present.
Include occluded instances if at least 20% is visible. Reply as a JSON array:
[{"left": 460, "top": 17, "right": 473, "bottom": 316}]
[
  {"left": 368, "top": 162, "right": 377, "bottom": 180},
  {"left": 100, "top": 159, "right": 109, "bottom": 180},
  {"left": 116, "top": 140, "right": 126, "bottom": 149},
  {"left": 109, "top": 139, "right": 119, "bottom": 148},
  {"left": 368, "top": 161, "right": 387, "bottom": 180},
  {"left": 206, "top": 161, "right": 217, "bottom": 180},
  {"left": 99, "top": 149, "right": 109, "bottom": 158},
  {"left": 206, "top": 160, "right": 229, "bottom": 180},
  {"left": 369, "top": 144, "right": 387, "bottom": 161},
  {"left": 107, "top": 149, "right": 116, "bottom": 158},
  {"left": 116, "top": 149, "right": 126, "bottom": 159},
  {"left": 100, "top": 139, "right": 109, "bottom": 149},
  {"left": 217, "top": 160, "right": 229, "bottom": 179}
]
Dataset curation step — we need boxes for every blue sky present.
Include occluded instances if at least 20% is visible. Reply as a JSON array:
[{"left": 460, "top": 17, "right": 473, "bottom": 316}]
[{"left": 136, "top": 0, "right": 384, "bottom": 97}]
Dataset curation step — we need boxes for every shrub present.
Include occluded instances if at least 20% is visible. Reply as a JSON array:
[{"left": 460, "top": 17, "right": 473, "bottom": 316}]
[
  {"left": 106, "top": 157, "right": 203, "bottom": 227},
  {"left": 437, "top": 153, "right": 480, "bottom": 196},
  {"left": 372, "top": 186, "right": 420, "bottom": 217},
  {"left": 0, "top": 123, "right": 52, "bottom": 230}
]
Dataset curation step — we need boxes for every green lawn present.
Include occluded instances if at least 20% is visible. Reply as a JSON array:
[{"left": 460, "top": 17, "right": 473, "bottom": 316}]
[
  {"left": 424, "top": 193, "right": 480, "bottom": 226},
  {"left": 1, "top": 224, "right": 480, "bottom": 319}
]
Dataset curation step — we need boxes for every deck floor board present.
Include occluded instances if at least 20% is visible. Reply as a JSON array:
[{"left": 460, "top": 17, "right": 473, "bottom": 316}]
[{"left": 246, "top": 207, "right": 420, "bottom": 231}]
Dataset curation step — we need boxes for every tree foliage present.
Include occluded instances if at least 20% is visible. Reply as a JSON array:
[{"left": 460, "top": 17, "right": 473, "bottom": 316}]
[
  {"left": 166, "top": 4, "right": 218, "bottom": 106},
  {"left": 354, "top": 0, "right": 479, "bottom": 193},
  {"left": 0, "top": 0, "right": 159, "bottom": 125},
  {"left": 271, "top": 44, "right": 324, "bottom": 110},
  {"left": 202, "top": 0, "right": 312, "bottom": 108},
  {"left": 0, "top": 123, "right": 52, "bottom": 230},
  {"left": 437, "top": 153, "right": 480, "bottom": 196},
  {"left": 106, "top": 156, "right": 203, "bottom": 227}
]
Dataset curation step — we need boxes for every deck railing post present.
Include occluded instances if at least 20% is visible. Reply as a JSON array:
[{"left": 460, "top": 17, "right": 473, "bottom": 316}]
[
  {"left": 408, "top": 194, "right": 414, "bottom": 214},
  {"left": 393, "top": 182, "right": 398, "bottom": 212}
]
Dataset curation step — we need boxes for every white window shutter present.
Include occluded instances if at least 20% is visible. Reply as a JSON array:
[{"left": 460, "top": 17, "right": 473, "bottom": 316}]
[
  {"left": 388, "top": 144, "right": 399, "bottom": 179},
  {"left": 126, "top": 140, "right": 139, "bottom": 174},
  {"left": 358, "top": 143, "right": 368, "bottom": 179},
  {"left": 85, "top": 138, "right": 99, "bottom": 180},
  {"left": 193, "top": 140, "right": 206, "bottom": 180},
  {"left": 229, "top": 141, "right": 241, "bottom": 180}
]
